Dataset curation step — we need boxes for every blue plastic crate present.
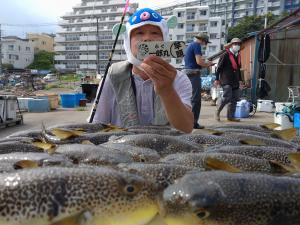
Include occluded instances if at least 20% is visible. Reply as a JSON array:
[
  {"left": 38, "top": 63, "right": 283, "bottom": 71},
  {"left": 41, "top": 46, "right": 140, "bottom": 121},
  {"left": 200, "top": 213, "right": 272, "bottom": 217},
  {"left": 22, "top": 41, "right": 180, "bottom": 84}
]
[
  {"left": 60, "top": 94, "right": 76, "bottom": 108},
  {"left": 294, "top": 113, "right": 300, "bottom": 128},
  {"left": 28, "top": 99, "right": 50, "bottom": 112}
]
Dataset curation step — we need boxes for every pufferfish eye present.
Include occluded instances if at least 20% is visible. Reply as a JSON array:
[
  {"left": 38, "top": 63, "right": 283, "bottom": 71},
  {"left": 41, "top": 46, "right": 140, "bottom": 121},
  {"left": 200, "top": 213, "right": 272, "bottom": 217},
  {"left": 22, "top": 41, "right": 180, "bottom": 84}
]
[
  {"left": 195, "top": 209, "right": 210, "bottom": 219},
  {"left": 123, "top": 184, "right": 139, "bottom": 196}
]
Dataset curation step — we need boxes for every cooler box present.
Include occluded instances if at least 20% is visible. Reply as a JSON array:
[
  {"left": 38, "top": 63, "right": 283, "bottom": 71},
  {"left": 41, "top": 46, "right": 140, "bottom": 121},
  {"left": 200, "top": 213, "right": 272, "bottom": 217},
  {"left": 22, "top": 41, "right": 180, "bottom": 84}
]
[
  {"left": 28, "top": 99, "right": 50, "bottom": 113},
  {"left": 274, "top": 113, "right": 293, "bottom": 130},
  {"left": 234, "top": 100, "right": 250, "bottom": 118},
  {"left": 275, "top": 102, "right": 292, "bottom": 113},
  {"left": 0, "top": 96, "right": 5, "bottom": 123},
  {"left": 257, "top": 100, "right": 274, "bottom": 112},
  {"left": 60, "top": 94, "right": 77, "bottom": 108},
  {"left": 5, "top": 95, "right": 17, "bottom": 121},
  {"left": 18, "top": 97, "right": 34, "bottom": 111}
]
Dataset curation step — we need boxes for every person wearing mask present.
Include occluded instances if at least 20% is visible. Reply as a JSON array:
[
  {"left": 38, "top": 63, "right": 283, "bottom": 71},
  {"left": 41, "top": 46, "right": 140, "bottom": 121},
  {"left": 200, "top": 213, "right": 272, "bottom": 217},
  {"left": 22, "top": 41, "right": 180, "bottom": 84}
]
[
  {"left": 214, "top": 38, "right": 244, "bottom": 122},
  {"left": 184, "top": 33, "right": 215, "bottom": 129},
  {"left": 90, "top": 8, "right": 194, "bottom": 133}
]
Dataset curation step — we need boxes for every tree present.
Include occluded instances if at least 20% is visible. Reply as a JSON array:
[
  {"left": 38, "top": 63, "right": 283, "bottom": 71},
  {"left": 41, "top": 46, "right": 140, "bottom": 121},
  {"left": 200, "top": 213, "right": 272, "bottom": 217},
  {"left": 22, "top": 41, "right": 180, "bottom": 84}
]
[
  {"left": 27, "top": 51, "right": 55, "bottom": 70},
  {"left": 227, "top": 12, "right": 289, "bottom": 42},
  {"left": 2, "top": 64, "right": 14, "bottom": 70}
]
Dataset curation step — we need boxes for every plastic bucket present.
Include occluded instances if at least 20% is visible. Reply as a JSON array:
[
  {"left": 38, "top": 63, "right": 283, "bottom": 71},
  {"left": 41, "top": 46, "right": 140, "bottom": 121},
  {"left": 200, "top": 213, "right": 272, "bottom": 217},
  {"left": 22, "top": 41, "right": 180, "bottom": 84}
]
[
  {"left": 234, "top": 100, "right": 250, "bottom": 118},
  {"left": 60, "top": 94, "right": 76, "bottom": 108}
]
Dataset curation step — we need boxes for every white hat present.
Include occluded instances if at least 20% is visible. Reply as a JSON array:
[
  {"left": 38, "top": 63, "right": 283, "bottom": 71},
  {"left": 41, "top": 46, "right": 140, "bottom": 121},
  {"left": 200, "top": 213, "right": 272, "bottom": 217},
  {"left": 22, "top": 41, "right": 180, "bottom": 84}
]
[{"left": 112, "top": 8, "right": 177, "bottom": 66}]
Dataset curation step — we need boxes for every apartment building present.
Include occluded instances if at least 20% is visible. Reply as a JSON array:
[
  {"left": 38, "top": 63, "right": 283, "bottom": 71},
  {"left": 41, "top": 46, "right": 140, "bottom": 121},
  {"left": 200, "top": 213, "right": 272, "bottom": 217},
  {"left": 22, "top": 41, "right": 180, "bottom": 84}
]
[
  {"left": 27, "top": 33, "right": 55, "bottom": 53},
  {"left": 170, "top": 6, "right": 224, "bottom": 68},
  {"left": 54, "top": 0, "right": 138, "bottom": 73},
  {"left": 1, "top": 36, "right": 34, "bottom": 69},
  {"left": 156, "top": 0, "right": 299, "bottom": 27}
]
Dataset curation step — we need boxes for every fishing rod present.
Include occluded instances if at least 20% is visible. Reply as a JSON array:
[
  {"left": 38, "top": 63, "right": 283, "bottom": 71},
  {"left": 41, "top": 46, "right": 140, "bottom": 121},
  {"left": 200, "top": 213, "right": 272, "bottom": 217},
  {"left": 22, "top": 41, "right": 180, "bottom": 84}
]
[{"left": 89, "top": 0, "right": 130, "bottom": 123}]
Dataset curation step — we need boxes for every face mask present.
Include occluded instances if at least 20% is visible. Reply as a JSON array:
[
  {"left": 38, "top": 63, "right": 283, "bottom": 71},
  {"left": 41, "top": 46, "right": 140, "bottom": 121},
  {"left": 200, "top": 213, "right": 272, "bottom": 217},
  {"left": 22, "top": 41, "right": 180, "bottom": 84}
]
[{"left": 232, "top": 45, "right": 240, "bottom": 53}]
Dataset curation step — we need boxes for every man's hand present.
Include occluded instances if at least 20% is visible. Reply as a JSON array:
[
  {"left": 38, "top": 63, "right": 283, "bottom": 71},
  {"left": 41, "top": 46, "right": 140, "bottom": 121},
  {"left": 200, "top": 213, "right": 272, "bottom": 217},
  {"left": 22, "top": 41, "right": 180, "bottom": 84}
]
[
  {"left": 140, "top": 55, "right": 177, "bottom": 96},
  {"left": 239, "top": 81, "right": 246, "bottom": 89},
  {"left": 214, "top": 80, "right": 221, "bottom": 87}
]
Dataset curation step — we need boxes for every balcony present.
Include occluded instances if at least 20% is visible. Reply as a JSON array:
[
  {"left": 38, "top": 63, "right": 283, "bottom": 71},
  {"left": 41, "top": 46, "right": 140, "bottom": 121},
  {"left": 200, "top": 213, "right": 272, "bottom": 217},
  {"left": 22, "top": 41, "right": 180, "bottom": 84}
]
[
  {"left": 80, "top": 55, "right": 97, "bottom": 60},
  {"left": 80, "top": 36, "right": 97, "bottom": 42},
  {"left": 80, "top": 45, "right": 97, "bottom": 51},
  {"left": 80, "top": 64, "right": 97, "bottom": 69},
  {"left": 55, "top": 55, "right": 66, "bottom": 61},
  {"left": 54, "top": 37, "right": 66, "bottom": 42},
  {"left": 54, "top": 46, "right": 65, "bottom": 51}
]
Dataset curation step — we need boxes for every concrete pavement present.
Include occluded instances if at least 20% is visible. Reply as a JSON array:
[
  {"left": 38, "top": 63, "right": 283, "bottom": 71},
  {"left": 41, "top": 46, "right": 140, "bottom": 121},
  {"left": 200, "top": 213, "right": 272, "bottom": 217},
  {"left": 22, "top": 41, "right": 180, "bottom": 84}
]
[{"left": 0, "top": 102, "right": 274, "bottom": 139}]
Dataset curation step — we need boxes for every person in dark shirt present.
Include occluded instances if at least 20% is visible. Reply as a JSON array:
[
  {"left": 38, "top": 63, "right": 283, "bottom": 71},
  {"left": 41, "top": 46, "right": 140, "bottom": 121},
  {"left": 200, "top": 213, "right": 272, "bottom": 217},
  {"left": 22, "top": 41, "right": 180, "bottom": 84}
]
[
  {"left": 214, "top": 38, "right": 244, "bottom": 122},
  {"left": 184, "top": 33, "right": 214, "bottom": 129}
]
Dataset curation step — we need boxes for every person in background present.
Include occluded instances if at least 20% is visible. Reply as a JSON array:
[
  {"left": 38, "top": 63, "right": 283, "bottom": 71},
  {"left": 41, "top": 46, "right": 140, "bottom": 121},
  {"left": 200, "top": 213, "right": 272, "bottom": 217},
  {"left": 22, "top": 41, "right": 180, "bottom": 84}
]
[
  {"left": 214, "top": 38, "right": 244, "bottom": 122},
  {"left": 184, "top": 33, "right": 215, "bottom": 129},
  {"left": 90, "top": 8, "right": 193, "bottom": 133}
]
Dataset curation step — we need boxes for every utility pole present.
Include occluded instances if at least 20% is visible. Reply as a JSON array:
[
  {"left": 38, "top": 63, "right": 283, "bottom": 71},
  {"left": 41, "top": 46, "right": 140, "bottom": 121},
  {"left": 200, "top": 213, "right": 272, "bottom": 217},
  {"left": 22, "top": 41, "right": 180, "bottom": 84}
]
[
  {"left": 96, "top": 17, "right": 100, "bottom": 75},
  {"left": 224, "top": 1, "right": 228, "bottom": 44},
  {"left": 0, "top": 24, "right": 2, "bottom": 75}
]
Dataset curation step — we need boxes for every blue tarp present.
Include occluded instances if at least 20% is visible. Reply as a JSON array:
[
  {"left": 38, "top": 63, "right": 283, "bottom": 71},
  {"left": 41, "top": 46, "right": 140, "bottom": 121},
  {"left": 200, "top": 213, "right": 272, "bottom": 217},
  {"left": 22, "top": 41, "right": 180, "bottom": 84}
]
[{"left": 201, "top": 75, "right": 216, "bottom": 90}]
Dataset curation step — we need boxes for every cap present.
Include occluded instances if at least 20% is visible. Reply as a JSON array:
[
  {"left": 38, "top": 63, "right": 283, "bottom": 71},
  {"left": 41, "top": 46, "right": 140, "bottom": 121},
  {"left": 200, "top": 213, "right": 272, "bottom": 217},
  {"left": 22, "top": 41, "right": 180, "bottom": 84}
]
[
  {"left": 194, "top": 33, "right": 211, "bottom": 43},
  {"left": 230, "top": 38, "right": 242, "bottom": 44}
]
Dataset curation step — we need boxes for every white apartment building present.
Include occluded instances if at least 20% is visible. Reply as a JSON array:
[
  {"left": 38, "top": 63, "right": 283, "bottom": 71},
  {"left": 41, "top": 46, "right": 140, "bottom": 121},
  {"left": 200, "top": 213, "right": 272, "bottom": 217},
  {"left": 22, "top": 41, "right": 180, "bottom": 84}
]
[
  {"left": 1, "top": 36, "right": 34, "bottom": 69},
  {"left": 170, "top": 6, "right": 224, "bottom": 68},
  {"left": 55, "top": 0, "right": 138, "bottom": 74},
  {"left": 157, "top": 0, "right": 299, "bottom": 27}
]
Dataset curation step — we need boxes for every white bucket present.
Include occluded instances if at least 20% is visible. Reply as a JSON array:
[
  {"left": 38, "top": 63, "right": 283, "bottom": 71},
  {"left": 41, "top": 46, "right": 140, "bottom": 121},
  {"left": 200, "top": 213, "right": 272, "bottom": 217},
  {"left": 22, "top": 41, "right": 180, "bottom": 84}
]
[
  {"left": 257, "top": 99, "right": 274, "bottom": 113},
  {"left": 274, "top": 113, "right": 293, "bottom": 130}
]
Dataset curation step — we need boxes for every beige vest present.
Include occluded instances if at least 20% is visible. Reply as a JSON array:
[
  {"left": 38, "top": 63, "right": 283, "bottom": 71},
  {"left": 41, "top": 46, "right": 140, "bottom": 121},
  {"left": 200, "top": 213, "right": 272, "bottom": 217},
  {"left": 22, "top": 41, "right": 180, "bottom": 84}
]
[{"left": 109, "top": 61, "right": 169, "bottom": 127}]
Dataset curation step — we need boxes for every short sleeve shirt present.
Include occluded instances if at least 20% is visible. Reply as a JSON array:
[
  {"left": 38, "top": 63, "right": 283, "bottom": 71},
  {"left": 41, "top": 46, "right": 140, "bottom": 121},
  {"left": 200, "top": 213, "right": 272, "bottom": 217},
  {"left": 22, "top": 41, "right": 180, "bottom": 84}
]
[
  {"left": 90, "top": 70, "right": 192, "bottom": 126},
  {"left": 184, "top": 42, "right": 202, "bottom": 69}
]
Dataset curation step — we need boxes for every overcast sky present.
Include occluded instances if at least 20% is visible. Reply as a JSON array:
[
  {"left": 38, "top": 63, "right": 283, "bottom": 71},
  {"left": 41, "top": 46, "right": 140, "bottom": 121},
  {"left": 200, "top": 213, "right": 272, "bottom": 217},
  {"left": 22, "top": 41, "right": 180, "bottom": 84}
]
[{"left": 0, "top": 0, "right": 188, "bottom": 37}]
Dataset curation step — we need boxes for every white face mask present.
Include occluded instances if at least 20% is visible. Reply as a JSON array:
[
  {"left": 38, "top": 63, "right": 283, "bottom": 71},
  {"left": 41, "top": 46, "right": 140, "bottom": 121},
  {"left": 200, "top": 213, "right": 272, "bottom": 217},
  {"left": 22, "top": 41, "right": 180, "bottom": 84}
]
[{"left": 231, "top": 45, "right": 240, "bottom": 53}]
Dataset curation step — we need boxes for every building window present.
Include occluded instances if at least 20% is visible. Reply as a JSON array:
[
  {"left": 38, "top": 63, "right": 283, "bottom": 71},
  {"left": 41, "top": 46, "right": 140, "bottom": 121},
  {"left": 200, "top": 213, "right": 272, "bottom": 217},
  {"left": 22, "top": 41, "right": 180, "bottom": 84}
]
[
  {"left": 210, "top": 21, "right": 218, "bottom": 27},
  {"left": 8, "top": 45, "right": 14, "bottom": 50},
  {"left": 209, "top": 46, "right": 217, "bottom": 52},
  {"left": 210, "top": 33, "right": 218, "bottom": 39},
  {"left": 19, "top": 46, "right": 21, "bottom": 51},
  {"left": 200, "top": 10, "right": 207, "bottom": 16},
  {"left": 186, "top": 24, "right": 195, "bottom": 32},
  {"left": 42, "top": 41, "right": 46, "bottom": 45},
  {"left": 187, "top": 12, "right": 196, "bottom": 20},
  {"left": 199, "top": 24, "right": 207, "bottom": 32},
  {"left": 26, "top": 47, "right": 30, "bottom": 51},
  {"left": 177, "top": 11, "right": 185, "bottom": 17},
  {"left": 176, "top": 35, "right": 184, "bottom": 41},
  {"left": 177, "top": 23, "right": 184, "bottom": 29}
]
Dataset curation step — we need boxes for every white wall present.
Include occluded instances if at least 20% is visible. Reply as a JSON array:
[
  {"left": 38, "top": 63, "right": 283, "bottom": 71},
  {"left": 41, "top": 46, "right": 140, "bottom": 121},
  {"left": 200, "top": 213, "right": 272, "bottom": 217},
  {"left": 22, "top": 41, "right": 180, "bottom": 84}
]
[{"left": 2, "top": 38, "right": 34, "bottom": 69}]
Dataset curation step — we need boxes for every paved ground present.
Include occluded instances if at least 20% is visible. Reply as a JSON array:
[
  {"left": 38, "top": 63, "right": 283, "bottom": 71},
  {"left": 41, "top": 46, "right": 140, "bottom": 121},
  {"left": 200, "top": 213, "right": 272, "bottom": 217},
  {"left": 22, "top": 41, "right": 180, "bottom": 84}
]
[{"left": 0, "top": 101, "right": 274, "bottom": 139}]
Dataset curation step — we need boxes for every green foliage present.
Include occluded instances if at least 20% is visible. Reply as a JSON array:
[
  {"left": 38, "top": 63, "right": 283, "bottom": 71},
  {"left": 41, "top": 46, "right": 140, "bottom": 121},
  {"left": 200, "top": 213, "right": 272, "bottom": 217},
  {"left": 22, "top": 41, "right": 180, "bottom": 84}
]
[
  {"left": 2, "top": 64, "right": 14, "bottom": 70},
  {"left": 227, "top": 12, "right": 289, "bottom": 42},
  {"left": 28, "top": 51, "right": 55, "bottom": 70},
  {"left": 59, "top": 74, "right": 81, "bottom": 82}
]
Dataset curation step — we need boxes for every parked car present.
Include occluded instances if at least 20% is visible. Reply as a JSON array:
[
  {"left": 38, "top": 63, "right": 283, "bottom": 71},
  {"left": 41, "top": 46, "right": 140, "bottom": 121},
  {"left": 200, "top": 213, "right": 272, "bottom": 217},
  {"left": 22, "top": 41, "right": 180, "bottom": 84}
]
[{"left": 43, "top": 73, "right": 57, "bottom": 82}]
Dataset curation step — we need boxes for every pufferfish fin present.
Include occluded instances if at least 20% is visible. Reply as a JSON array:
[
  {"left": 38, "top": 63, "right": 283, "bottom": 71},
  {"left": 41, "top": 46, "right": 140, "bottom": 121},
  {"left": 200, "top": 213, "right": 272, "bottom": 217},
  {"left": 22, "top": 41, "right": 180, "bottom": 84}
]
[{"left": 167, "top": 15, "right": 177, "bottom": 29}]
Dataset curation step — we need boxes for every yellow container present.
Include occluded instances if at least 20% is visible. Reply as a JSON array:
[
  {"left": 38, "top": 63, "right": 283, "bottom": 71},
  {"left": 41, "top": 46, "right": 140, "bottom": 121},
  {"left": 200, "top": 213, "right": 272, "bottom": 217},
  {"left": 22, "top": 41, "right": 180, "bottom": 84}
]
[
  {"left": 47, "top": 94, "right": 59, "bottom": 109},
  {"left": 36, "top": 93, "right": 59, "bottom": 110}
]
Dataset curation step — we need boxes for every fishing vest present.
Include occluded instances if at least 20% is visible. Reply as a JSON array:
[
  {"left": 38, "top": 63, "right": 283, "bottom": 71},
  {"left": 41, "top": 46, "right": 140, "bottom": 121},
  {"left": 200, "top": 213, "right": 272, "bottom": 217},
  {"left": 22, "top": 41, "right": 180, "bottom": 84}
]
[{"left": 108, "top": 61, "right": 169, "bottom": 127}]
